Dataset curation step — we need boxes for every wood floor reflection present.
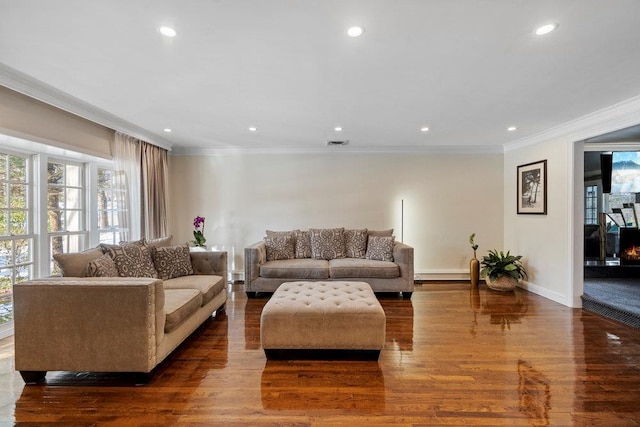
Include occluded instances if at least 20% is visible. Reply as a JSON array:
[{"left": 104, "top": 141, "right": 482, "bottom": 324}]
[{"left": 2, "top": 282, "right": 640, "bottom": 425}]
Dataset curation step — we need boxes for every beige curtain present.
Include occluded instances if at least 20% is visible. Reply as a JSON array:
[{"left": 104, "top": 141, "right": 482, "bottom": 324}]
[
  {"left": 113, "top": 132, "right": 169, "bottom": 241},
  {"left": 141, "top": 142, "right": 169, "bottom": 239}
]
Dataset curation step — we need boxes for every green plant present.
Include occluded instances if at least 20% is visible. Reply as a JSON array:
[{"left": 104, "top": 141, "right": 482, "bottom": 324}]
[
  {"left": 480, "top": 249, "right": 527, "bottom": 282},
  {"left": 469, "top": 233, "right": 479, "bottom": 257},
  {"left": 192, "top": 216, "right": 206, "bottom": 247}
]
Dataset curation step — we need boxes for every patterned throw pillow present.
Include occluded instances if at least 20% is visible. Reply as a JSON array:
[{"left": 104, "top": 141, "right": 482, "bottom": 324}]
[
  {"left": 264, "top": 235, "right": 295, "bottom": 261},
  {"left": 86, "top": 254, "right": 118, "bottom": 277},
  {"left": 151, "top": 244, "right": 194, "bottom": 280},
  {"left": 344, "top": 229, "right": 368, "bottom": 258},
  {"left": 365, "top": 235, "right": 395, "bottom": 262},
  {"left": 104, "top": 242, "right": 158, "bottom": 278},
  {"left": 310, "top": 228, "right": 346, "bottom": 260},
  {"left": 294, "top": 230, "right": 311, "bottom": 259}
]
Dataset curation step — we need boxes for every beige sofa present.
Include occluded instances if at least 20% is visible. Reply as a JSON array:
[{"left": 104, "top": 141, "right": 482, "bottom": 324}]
[
  {"left": 244, "top": 228, "right": 414, "bottom": 299},
  {"left": 14, "top": 251, "right": 227, "bottom": 384}
]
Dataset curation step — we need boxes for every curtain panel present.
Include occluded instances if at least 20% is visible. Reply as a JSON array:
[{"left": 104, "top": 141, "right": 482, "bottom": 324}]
[{"left": 141, "top": 142, "right": 169, "bottom": 239}]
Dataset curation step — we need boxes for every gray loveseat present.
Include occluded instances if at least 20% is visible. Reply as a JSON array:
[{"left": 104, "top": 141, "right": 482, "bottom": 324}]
[
  {"left": 244, "top": 228, "right": 414, "bottom": 299},
  {"left": 14, "top": 241, "right": 227, "bottom": 384}
]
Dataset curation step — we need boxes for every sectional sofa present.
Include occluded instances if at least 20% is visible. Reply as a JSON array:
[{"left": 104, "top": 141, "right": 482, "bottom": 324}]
[
  {"left": 14, "top": 237, "right": 227, "bottom": 383},
  {"left": 244, "top": 228, "right": 414, "bottom": 299}
]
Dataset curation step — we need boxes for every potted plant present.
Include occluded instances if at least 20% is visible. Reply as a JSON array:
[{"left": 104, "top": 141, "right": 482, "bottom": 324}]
[
  {"left": 480, "top": 249, "right": 527, "bottom": 291},
  {"left": 469, "top": 233, "right": 480, "bottom": 287}
]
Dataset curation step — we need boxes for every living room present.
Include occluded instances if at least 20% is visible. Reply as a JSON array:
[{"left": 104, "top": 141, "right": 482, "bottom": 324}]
[{"left": 1, "top": 1, "right": 640, "bottom": 424}]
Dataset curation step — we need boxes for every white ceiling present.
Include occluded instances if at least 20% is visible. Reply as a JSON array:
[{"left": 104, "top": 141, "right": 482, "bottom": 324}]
[{"left": 1, "top": 0, "right": 640, "bottom": 153}]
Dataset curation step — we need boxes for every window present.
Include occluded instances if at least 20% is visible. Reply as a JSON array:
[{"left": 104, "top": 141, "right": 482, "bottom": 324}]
[
  {"left": 585, "top": 184, "right": 598, "bottom": 225},
  {"left": 0, "top": 152, "right": 33, "bottom": 327},
  {"left": 97, "top": 167, "right": 126, "bottom": 244},
  {"left": 48, "top": 160, "right": 86, "bottom": 274}
]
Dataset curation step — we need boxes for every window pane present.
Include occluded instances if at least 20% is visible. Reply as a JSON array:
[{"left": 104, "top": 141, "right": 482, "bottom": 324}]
[
  {"left": 48, "top": 186, "right": 64, "bottom": 209},
  {"left": 9, "top": 211, "right": 27, "bottom": 235},
  {"left": 50, "top": 235, "right": 64, "bottom": 259},
  {"left": 15, "top": 265, "right": 29, "bottom": 283},
  {"left": 66, "top": 210, "right": 81, "bottom": 231},
  {"left": 0, "top": 154, "right": 6, "bottom": 181},
  {"left": 67, "top": 234, "right": 82, "bottom": 253},
  {"left": 66, "top": 188, "right": 82, "bottom": 209},
  {"left": 48, "top": 210, "right": 64, "bottom": 232},
  {"left": 10, "top": 183, "right": 27, "bottom": 208},
  {"left": 0, "top": 184, "right": 6, "bottom": 207},
  {"left": 0, "top": 211, "right": 6, "bottom": 235},
  {"left": 48, "top": 162, "right": 64, "bottom": 184},
  {"left": 65, "top": 164, "right": 82, "bottom": 187},
  {"left": 9, "top": 155, "right": 26, "bottom": 182},
  {"left": 15, "top": 238, "right": 30, "bottom": 264},
  {"left": 100, "top": 231, "right": 116, "bottom": 245}
]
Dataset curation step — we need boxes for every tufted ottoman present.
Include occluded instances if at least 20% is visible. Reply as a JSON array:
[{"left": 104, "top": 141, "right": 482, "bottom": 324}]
[{"left": 260, "top": 281, "right": 386, "bottom": 360}]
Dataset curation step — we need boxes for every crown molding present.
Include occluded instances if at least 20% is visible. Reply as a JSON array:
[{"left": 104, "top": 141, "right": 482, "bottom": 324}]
[
  {"left": 504, "top": 94, "right": 640, "bottom": 153},
  {"left": 0, "top": 63, "right": 173, "bottom": 151},
  {"left": 170, "top": 144, "right": 504, "bottom": 156}
]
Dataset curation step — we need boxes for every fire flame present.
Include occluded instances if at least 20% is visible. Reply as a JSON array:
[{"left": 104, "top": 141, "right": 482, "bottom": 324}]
[{"left": 623, "top": 245, "right": 640, "bottom": 260}]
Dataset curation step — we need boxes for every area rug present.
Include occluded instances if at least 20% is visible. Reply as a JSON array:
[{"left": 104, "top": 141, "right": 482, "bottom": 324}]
[{"left": 582, "top": 278, "right": 640, "bottom": 329}]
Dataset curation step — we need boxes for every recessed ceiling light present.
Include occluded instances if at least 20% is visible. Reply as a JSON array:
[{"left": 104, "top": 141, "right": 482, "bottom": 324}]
[
  {"left": 163, "top": 128, "right": 172, "bottom": 133},
  {"left": 334, "top": 126, "right": 343, "bottom": 132},
  {"left": 347, "top": 26, "right": 365, "bottom": 37},
  {"left": 249, "top": 127, "right": 257, "bottom": 132},
  {"left": 507, "top": 126, "right": 517, "bottom": 132},
  {"left": 420, "top": 127, "right": 430, "bottom": 132},
  {"left": 535, "top": 23, "right": 558, "bottom": 36},
  {"left": 159, "top": 26, "right": 177, "bottom": 37}
]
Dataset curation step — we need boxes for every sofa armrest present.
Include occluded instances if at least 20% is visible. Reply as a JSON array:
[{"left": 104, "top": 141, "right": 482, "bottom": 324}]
[
  {"left": 244, "top": 241, "right": 266, "bottom": 292},
  {"left": 190, "top": 251, "right": 228, "bottom": 279},
  {"left": 13, "top": 277, "right": 164, "bottom": 374},
  {"left": 393, "top": 242, "right": 415, "bottom": 282}
]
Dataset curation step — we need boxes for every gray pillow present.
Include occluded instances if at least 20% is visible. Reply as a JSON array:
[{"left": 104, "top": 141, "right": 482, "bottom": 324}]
[
  {"left": 294, "top": 230, "right": 311, "bottom": 259},
  {"left": 86, "top": 254, "right": 118, "bottom": 277},
  {"left": 310, "top": 228, "right": 345, "bottom": 260},
  {"left": 264, "top": 235, "right": 295, "bottom": 261},
  {"left": 365, "top": 236, "right": 395, "bottom": 262},
  {"left": 344, "top": 229, "right": 368, "bottom": 258},
  {"left": 151, "top": 244, "right": 193, "bottom": 280},
  {"left": 104, "top": 242, "right": 158, "bottom": 278}
]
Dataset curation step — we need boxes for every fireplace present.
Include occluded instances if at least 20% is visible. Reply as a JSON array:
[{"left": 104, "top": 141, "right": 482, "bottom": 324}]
[{"left": 619, "top": 228, "right": 640, "bottom": 265}]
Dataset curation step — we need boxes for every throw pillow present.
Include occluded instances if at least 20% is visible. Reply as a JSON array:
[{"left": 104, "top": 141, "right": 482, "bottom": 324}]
[
  {"left": 310, "top": 228, "right": 346, "bottom": 260},
  {"left": 264, "top": 235, "right": 295, "bottom": 261},
  {"left": 104, "top": 242, "right": 158, "bottom": 278},
  {"left": 366, "top": 235, "right": 395, "bottom": 262},
  {"left": 368, "top": 229, "right": 394, "bottom": 237},
  {"left": 294, "top": 230, "right": 311, "bottom": 258},
  {"left": 151, "top": 244, "right": 194, "bottom": 280},
  {"left": 147, "top": 235, "right": 174, "bottom": 248},
  {"left": 53, "top": 247, "right": 104, "bottom": 277},
  {"left": 344, "top": 228, "right": 368, "bottom": 258},
  {"left": 86, "top": 254, "right": 118, "bottom": 277}
]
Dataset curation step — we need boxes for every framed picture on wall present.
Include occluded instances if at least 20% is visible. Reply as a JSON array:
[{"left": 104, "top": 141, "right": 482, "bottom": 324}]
[{"left": 517, "top": 160, "right": 547, "bottom": 215}]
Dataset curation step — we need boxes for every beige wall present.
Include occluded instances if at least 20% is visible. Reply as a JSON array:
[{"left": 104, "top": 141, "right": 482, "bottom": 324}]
[
  {"left": 0, "top": 85, "right": 112, "bottom": 158},
  {"left": 169, "top": 152, "right": 505, "bottom": 278}
]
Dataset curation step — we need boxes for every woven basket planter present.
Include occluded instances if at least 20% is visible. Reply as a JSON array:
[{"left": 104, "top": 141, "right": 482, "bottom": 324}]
[{"left": 485, "top": 275, "right": 517, "bottom": 292}]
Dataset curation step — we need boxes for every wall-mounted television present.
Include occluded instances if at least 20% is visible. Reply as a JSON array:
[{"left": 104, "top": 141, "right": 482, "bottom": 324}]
[{"left": 611, "top": 151, "right": 640, "bottom": 193}]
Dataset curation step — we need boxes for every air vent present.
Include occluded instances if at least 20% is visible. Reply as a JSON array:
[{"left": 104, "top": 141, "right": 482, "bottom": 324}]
[{"left": 326, "top": 140, "right": 349, "bottom": 146}]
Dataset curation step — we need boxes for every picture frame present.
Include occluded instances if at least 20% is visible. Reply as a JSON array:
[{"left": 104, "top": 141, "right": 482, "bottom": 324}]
[{"left": 517, "top": 160, "right": 547, "bottom": 215}]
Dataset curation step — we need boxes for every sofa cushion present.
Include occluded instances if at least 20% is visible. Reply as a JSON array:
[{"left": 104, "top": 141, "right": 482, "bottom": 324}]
[
  {"left": 344, "top": 228, "right": 368, "bottom": 258},
  {"left": 264, "top": 235, "right": 295, "bottom": 261},
  {"left": 310, "top": 228, "right": 345, "bottom": 260},
  {"left": 266, "top": 230, "right": 295, "bottom": 240},
  {"left": 86, "top": 254, "right": 119, "bottom": 277},
  {"left": 164, "top": 289, "right": 203, "bottom": 332},
  {"left": 53, "top": 247, "right": 104, "bottom": 277},
  {"left": 329, "top": 258, "right": 399, "bottom": 279},
  {"left": 366, "top": 236, "right": 395, "bottom": 262},
  {"left": 163, "top": 274, "right": 225, "bottom": 306},
  {"left": 368, "top": 229, "right": 394, "bottom": 238},
  {"left": 151, "top": 244, "right": 194, "bottom": 280},
  {"left": 260, "top": 259, "right": 329, "bottom": 279},
  {"left": 103, "top": 242, "right": 158, "bottom": 278},
  {"left": 294, "top": 230, "right": 311, "bottom": 259}
]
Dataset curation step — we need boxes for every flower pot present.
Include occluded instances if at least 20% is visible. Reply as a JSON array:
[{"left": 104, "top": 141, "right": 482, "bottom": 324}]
[
  {"left": 485, "top": 275, "right": 517, "bottom": 292},
  {"left": 190, "top": 245, "right": 208, "bottom": 252}
]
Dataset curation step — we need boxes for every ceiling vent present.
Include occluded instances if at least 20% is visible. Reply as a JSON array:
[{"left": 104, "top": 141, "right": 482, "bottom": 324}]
[{"left": 326, "top": 140, "right": 349, "bottom": 146}]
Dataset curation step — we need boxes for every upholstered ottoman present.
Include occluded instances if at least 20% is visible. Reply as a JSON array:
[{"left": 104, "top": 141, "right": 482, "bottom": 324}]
[{"left": 260, "top": 281, "right": 386, "bottom": 360}]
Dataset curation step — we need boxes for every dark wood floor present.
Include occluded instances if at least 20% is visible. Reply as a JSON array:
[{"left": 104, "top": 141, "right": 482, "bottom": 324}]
[{"left": 1, "top": 282, "right": 640, "bottom": 426}]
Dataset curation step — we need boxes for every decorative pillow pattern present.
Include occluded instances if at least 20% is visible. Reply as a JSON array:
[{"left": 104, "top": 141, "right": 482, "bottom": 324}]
[
  {"left": 151, "top": 244, "right": 194, "bottom": 280},
  {"left": 365, "top": 236, "right": 395, "bottom": 262},
  {"left": 344, "top": 229, "right": 368, "bottom": 258},
  {"left": 294, "top": 230, "right": 311, "bottom": 259},
  {"left": 86, "top": 254, "right": 119, "bottom": 277},
  {"left": 310, "top": 228, "right": 346, "bottom": 260},
  {"left": 104, "top": 242, "right": 158, "bottom": 278},
  {"left": 53, "top": 247, "right": 104, "bottom": 277},
  {"left": 264, "top": 235, "right": 295, "bottom": 261}
]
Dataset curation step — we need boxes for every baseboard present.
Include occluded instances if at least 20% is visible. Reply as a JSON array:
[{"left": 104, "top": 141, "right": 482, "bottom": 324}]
[{"left": 414, "top": 269, "right": 469, "bottom": 281}]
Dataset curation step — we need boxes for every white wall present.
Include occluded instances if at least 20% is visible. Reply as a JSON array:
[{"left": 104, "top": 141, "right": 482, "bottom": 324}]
[{"left": 169, "top": 151, "right": 504, "bottom": 279}]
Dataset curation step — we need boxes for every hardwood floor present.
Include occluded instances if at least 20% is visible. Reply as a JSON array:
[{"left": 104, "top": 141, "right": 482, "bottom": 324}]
[{"left": 1, "top": 282, "right": 640, "bottom": 426}]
